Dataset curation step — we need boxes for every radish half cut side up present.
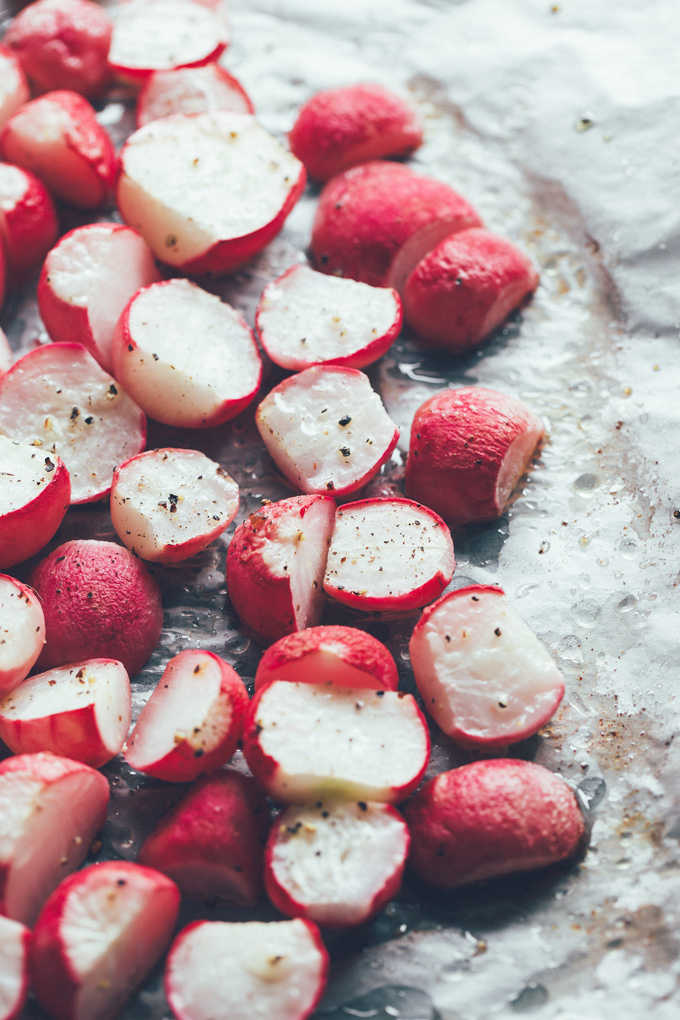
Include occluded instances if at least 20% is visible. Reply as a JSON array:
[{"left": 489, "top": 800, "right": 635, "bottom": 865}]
[
  {"left": 0, "top": 435, "right": 70, "bottom": 569},
  {"left": 136, "top": 64, "right": 254, "bottom": 128},
  {"left": 0, "top": 915, "right": 30, "bottom": 1020},
  {"left": 0, "top": 344, "right": 146, "bottom": 504},
  {"left": 0, "top": 574, "right": 45, "bottom": 696},
  {"left": 0, "top": 164, "right": 58, "bottom": 286}
]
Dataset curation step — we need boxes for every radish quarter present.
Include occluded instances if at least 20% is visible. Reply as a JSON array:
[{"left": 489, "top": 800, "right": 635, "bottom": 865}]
[
  {"left": 0, "top": 435, "right": 70, "bottom": 568},
  {"left": 0, "top": 164, "right": 58, "bottom": 286},
  {"left": 0, "top": 574, "right": 45, "bottom": 695}
]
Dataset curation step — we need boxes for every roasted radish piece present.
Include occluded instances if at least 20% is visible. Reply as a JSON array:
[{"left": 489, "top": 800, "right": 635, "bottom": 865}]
[
  {"left": 256, "top": 264, "right": 402, "bottom": 371},
  {"left": 165, "top": 919, "right": 328, "bottom": 1020},
  {"left": 410, "top": 585, "right": 564, "bottom": 748},
  {"left": 265, "top": 800, "right": 409, "bottom": 927},
  {"left": 0, "top": 752, "right": 109, "bottom": 925},
  {"left": 0, "top": 344, "right": 146, "bottom": 505},
  {"left": 254, "top": 625, "right": 399, "bottom": 693},
  {"left": 0, "top": 915, "right": 30, "bottom": 1020},
  {"left": 243, "top": 681, "right": 429, "bottom": 804},
  {"left": 116, "top": 112, "right": 306, "bottom": 275},
  {"left": 0, "top": 436, "right": 70, "bottom": 569},
  {"left": 226, "top": 495, "right": 335, "bottom": 645},
  {"left": 136, "top": 63, "right": 253, "bottom": 127},
  {"left": 324, "top": 498, "right": 454, "bottom": 613},
  {"left": 37, "top": 223, "right": 161, "bottom": 374},
  {"left": 32, "top": 861, "right": 180, "bottom": 1020},
  {"left": 405, "top": 387, "right": 544, "bottom": 527},
  {"left": 124, "top": 649, "right": 248, "bottom": 783},
  {"left": 405, "top": 760, "right": 585, "bottom": 888},
  {"left": 0, "top": 575, "right": 45, "bottom": 695},
  {"left": 111, "top": 278, "right": 262, "bottom": 427},
  {"left": 0, "top": 164, "right": 58, "bottom": 285},
  {"left": 0, "top": 48, "right": 29, "bottom": 133}
]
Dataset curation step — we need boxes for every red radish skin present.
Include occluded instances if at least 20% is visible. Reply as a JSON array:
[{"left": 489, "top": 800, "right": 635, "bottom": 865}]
[
  {"left": 136, "top": 63, "right": 253, "bottom": 128},
  {"left": 405, "top": 386, "right": 544, "bottom": 527},
  {"left": 0, "top": 48, "right": 29, "bottom": 132},
  {"left": 0, "top": 915, "right": 30, "bottom": 1020},
  {"left": 0, "top": 436, "right": 70, "bottom": 569},
  {"left": 0, "top": 575, "right": 45, "bottom": 696},
  {"left": 405, "top": 760, "right": 586, "bottom": 889},
  {"left": 0, "top": 164, "right": 58, "bottom": 286}
]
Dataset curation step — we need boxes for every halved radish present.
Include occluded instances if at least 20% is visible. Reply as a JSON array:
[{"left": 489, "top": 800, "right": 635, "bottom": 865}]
[
  {"left": 243, "top": 681, "right": 429, "bottom": 804},
  {"left": 256, "top": 366, "right": 399, "bottom": 497},
  {"left": 32, "top": 861, "right": 180, "bottom": 1020},
  {"left": 116, "top": 111, "right": 306, "bottom": 275},
  {"left": 0, "top": 343, "right": 146, "bottom": 505},
  {"left": 0, "top": 163, "right": 58, "bottom": 285},
  {"left": 0, "top": 575, "right": 45, "bottom": 696},
  {"left": 255, "top": 264, "right": 402, "bottom": 371},
  {"left": 265, "top": 800, "right": 409, "bottom": 927},
  {"left": 136, "top": 63, "right": 253, "bottom": 128},
  {"left": 226, "top": 495, "right": 335, "bottom": 645},
  {"left": 323, "top": 498, "right": 455, "bottom": 612},
  {"left": 0, "top": 915, "right": 30, "bottom": 1020},
  {"left": 124, "top": 649, "right": 248, "bottom": 783},
  {"left": 37, "top": 223, "right": 162, "bottom": 374},
  {"left": 0, "top": 48, "right": 29, "bottom": 133},
  {"left": 111, "top": 278, "right": 262, "bottom": 427},
  {"left": 0, "top": 435, "right": 70, "bottom": 568}
]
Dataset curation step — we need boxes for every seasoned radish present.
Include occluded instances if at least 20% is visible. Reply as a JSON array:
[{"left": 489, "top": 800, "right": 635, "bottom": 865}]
[
  {"left": 124, "top": 649, "right": 248, "bottom": 783},
  {"left": 405, "top": 387, "right": 544, "bottom": 527},
  {"left": 0, "top": 915, "right": 30, "bottom": 1020},
  {"left": 243, "top": 681, "right": 429, "bottom": 804},
  {"left": 0, "top": 164, "right": 58, "bottom": 285},
  {"left": 265, "top": 800, "right": 409, "bottom": 927},
  {"left": 138, "top": 770, "right": 270, "bottom": 903},
  {"left": 0, "top": 343, "right": 146, "bottom": 505},
  {"left": 405, "top": 760, "right": 586, "bottom": 888},
  {"left": 111, "top": 278, "right": 262, "bottom": 427},
  {"left": 256, "top": 366, "right": 398, "bottom": 497},
  {"left": 0, "top": 48, "right": 29, "bottom": 133},
  {"left": 0, "top": 575, "right": 45, "bottom": 695},
  {"left": 289, "top": 82, "right": 422, "bottom": 182},
  {"left": 32, "top": 861, "right": 180, "bottom": 1020},
  {"left": 0, "top": 90, "right": 116, "bottom": 209},
  {"left": 254, "top": 625, "right": 399, "bottom": 693},
  {"left": 0, "top": 752, "right": 109, "bottom": 925},
  {"left": 29, "top": 540, "right": 163, "bottom": 677},
  {"left": 310, "top": 161, "right": 482, "bottom": 292},
  {"left": 0, "top": 435, "right": 70, "bottom": 568},
  {"left": 165, "top": 919, "right": 328, "bottom": 1020},
  {"left": 136, "top": 63, "right": 253, "bottom": 128},
  {"left": 410, "top": 585, "right": 564, "bottom": 748},
  {"left": 116, "top": 111, "right": 306, "bottom": 275},
  {"left": 226, "top": 495, "right": 335, "bottom": 645},
  {"left": 255, "top": 264, "right": 402, "bottom": 371},
  {"left": 111, "top": 449, "right": 239, "bottom": 563},
  {"left": 37, "top": 224, "right": 161, "bottom": 374},
  {"left": 324, "top": 498, "right": 455, "bottom": 612},
  {"left": 0, "top": 659, "right": 132, "bottom": 768}
]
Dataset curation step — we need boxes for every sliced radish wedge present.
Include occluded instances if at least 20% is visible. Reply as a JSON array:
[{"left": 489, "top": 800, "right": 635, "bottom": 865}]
[
  {"left": 0, "top": 574, "right": 45, "bottom": 696},
  {"left": 0, "top": 435, "right": 70, "bottom": 569},
  {"left": 0, "top": 47, "right": 29, "bottom": 133},
  {"left": 0, "top": 163, "right": 58, "bottom": 286},
  {"left": 0, "top": 915, "right": 30, "bottom": 1020},
  {"left": 136, "top": 63, "right": 253, "bottom": 128}
]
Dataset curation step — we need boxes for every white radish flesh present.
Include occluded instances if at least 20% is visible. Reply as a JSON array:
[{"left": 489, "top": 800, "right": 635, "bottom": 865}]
[
  {"left": 136, "top": 64, "right": 253, "bottom": 127},
  {"left": 0, "top": 915, "right": 30, "bottom": 1020},
  {"left": 0, "top": 48, "right": 28, "bottom": 132},
  {"left": 0, "top": 574, "right": 45, "bottom": 695},
  {"left": 0, "top": 329, "right": 10, "bottom": 376}
]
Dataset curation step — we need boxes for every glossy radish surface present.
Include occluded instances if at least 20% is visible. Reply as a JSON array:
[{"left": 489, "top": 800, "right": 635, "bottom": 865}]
[
  {"left": 0, "top": 163, "right": 58, "bottom": 285},
  {"left": 0, "top": 574, "right": 44, "bottom": 696},
  {"left": 0, "top": 914, "right": 30, "bottom": 1020},
  {"left": 0, "top": 47, "right": 29, "bottom": 132},
  {"left": 0, "top": 435, "right": 70, "bottom": 568},
  {"left": 136, "top": 63, "right": 253, "bottom": 127}
]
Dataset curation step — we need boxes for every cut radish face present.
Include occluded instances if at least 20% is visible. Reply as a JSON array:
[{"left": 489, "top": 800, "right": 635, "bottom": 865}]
[
  {"left": 0, "top": 752, "right": 109, "bottom": 926},
  {"left": 165, "top": 919, "right": 328, "bottom": 1020},
  {"left": 37, "top": 224, "right": 162, "bottom": 374},
  {"left": 0, "top": 164, "right": 58, "bottom": 285},
  {"left": 255, "top": 264, "right": 402, "bottom": 371},
  {"left": 136, "top": 64, "right": 253, "bottom": 128},
  {"left": 0, "top": 659, "right": 132, "bottom": 768},
  {"left": 0, "top": 344, "right": 146, "bottom": 504},
  {"left": 0, "top": 47, "right": 29, "bottom": 133},
  {"left": 0, "top": 915, "right": 30, "bottom": 1020},
  {"left": 32, "top": 860, "right": 180, "bottom": 1020},
  {"left": 0, "top": 574, "right": 45, "bottom": 696},
  {"left": 265, "top": 800, "right": 409, "bottom": 927},
  {"left": 111, "top": 278, "right": 262, "bottom": 427},
  {"left": 116, "top": 111, "right": 306, "bottom": 275},
  {"left": 124, "top": 649, "right": 249, "bottom": 783},
  {"left": 256, "top": 366, "right": 398, "bottom": 497},
  {"left": 0, "top": 435, "right": 70, "bottom": 568},
  {"left": 226, "top": 495, "right": 335, "bottom": 645},
  {"left": 324, "top": 498, "right": 455, "bottom": 612},
  {"left": 243, "top": 681, "right": 430, "bottom": 804}
]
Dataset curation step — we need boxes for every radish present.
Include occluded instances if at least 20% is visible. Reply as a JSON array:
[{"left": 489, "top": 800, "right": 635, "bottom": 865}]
[
  {"left": 265, "top": 799, "right": 409, "bottom": 927},
  {"left": 136, "top": 63, "right": 254, "bottom": 128},
  {"left": 0, "top": 48, "right": 29, "bottom": 133},
  {"left": 0, "top": 163, "right": 58, "bottom": 285},
  {"left": 405, "top": 759, "right": 586, "bottom": 888},
  {"left": 243, "top": 681, "right": 430, "bottom": 804},
  {"left": 111, "top": 448, "right": 239, "bottom": 563},
  {"left": 0, "top": 328, "right": 10, "bottom": 377},
  {"left": 0, "top": 752, "right": 109, "bottom": 925},
  {"left": 0, "top": 659, "right": 132, "bottom": 768},
  {"left": 138, "top": 769, "right": 270, "bottom": 904},
  {"left": 254, "top": 625, "right": 399, "bottom": 693},
  {"left": 405, "top": 386, "right": 544, "bottom": 527},
  {"left": 29, "top": 539, "right": 163, "bottom": 677},
  {"left": 323, "top": 497, "right": 455, "bottom": 612},
  {"left": 255, "top": 366, "right": 399, "bottom": 497},
  {"left": 0, "top": 915, "right": 30, "bottom": 1020},
  {"left": 110, "top": 278, "right": 262, "bottom": 427},
  {"left": 116, "top": 111, "right": 306, "bottom": 275},
  {"left": 165, "top": 918, "right": 328, "bottom": 1020},
  {"left": 31, "top": 860, "right": 180, "bottom": 1020},
  {"left": 0, "top": 574, "right": 45, "bottom": 695},
  {"left": 226, "top": 495, "right": 335, "bottom": 645},
  {"left": 0, "top": 435, "right": 70, "bottom": 568},
  {"left": 124, "top": 649, "right": 249, "bottom": 782},
  {"left": 310, "top": 161, "right": 482, "bottom": 292},
  {"left": 255, "top": 264, "right": 402, "bottom": 371},
  {"left": 37, "top": 223, "right": 162, "bottom": 375},
  {"left": 0, "top": 343, "right": 146, "bottom": 505},
  {"left": 289, "top": 82, "right": 422, "bottom": 182},
  {"left": 409, "top": 585, "right": 565, "bottom": 748}
]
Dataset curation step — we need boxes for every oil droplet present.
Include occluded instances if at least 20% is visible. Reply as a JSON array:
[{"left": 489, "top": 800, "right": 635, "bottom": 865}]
[
  {"left": 570, "top": 598, "right": 601, "bottom": 626},
  {"left": 618, "top": 594, "right": 638, "bottom": 612},
  {"left": 510, "top": 982, "right": 549, "bottom": 1012},
  {"left": 557, "top": 635, "right": 583, "bottom": 662},
  {"left": 620, "top": 538, "right": 638, "bottom": 559},
  {"left": 574, "top": 472, "right": 599, "bottom": 494}
]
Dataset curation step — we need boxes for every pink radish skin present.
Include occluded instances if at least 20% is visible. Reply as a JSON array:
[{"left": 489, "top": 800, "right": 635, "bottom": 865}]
[
  {"left": 136, "top": 63, "right": 253, "bottom": 128},
  {"left": 0, "top": 575, "right": 45, "bottom": 696},
  {"left": 0, "top": 48, "right": 29, "bottom": 132},
  {"left": 405, "top": 386, "right": 544, "bottom": 528},
  {"left": 405, "top": 759, "right": 586, "bottom": 889},
  {"left": 0, "top": 915, "right": 30, "bottom": 1020},
  {"left": 0, "top": 436, "right": 70, "bottom": 569},
  {"left": 0, "top": 164, "right": 58, "bottom": 286}
]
